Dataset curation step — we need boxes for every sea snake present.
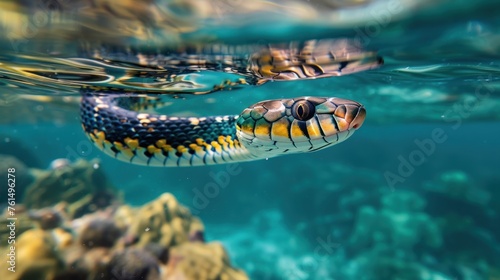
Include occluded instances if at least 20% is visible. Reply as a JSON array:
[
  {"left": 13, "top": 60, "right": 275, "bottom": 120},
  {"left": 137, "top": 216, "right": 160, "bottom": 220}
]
[
  {"left": 81, "top": 92, "right": 366, "bottom": 167},
  {"left": 80, "top": 40, "right": 379, "bottom": 166}
]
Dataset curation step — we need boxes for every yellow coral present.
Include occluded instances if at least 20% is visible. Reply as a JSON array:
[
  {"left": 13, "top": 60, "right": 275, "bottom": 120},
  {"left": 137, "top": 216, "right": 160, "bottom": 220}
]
[
  {"left": 0, "top": 229, "right": 64, "bottom": 280},
  {"left": 126, "top": 193, "right": 204, "bottom": 248},
  {"left": 164, "top": 242, "right": 248, "bottom": 280}
]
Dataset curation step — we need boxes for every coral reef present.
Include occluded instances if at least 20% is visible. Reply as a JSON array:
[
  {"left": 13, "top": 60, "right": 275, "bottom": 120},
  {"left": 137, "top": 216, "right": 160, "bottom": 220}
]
[
  {"left": 349, "top": 191, "right": 442, "bottom": 252},
  {"left": 219, "top": 164, "right": 500, "bottom": 280},
  {"left": 344, "top": 191, "right": 444, "bottom": 280},
  {"left": 105, "top": 248, "right": 160, "bottom": 280},
  {"left": 165, "top": 242, "right": 245, "bottom": 279},
  {"left": 1, "top": 148, "right": 498, "bottom": 279},
  {"left": 23, "top": 159, "right": 118, "bottom": 218},
  {"left": 422, "top": 170, "right": 500, "bottom": 277},
  {"left": 0, "top": 228, "right": 68, "bottom": 280},
  {"left": 280, "top": 163, "right": 385, "bottom": 244},
  {"left": 117, "top": 193, "right": 204, "bottom": 249},
  {"left": 0, "top": 158, "right": 246, "bottom": 280},
  {"left": 0, "top": 192, "right": 247, "bottom": 280}
]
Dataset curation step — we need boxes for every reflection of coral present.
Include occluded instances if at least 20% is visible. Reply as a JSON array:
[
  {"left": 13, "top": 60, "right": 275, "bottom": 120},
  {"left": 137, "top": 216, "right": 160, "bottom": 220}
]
[{"left": 23, "top": 159, "right": 119, "bottom": 218}]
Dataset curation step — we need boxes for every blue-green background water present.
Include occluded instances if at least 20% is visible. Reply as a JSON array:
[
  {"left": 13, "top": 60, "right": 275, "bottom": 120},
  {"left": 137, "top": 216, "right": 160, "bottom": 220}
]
[{"left": 1, "top": 0, "right": 500, "bottom": 279}]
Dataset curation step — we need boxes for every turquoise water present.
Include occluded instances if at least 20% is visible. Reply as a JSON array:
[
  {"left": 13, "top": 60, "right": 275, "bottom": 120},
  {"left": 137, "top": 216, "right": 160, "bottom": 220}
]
[{"left": 1, "top": 0, "right": 500, "bottom": 279}]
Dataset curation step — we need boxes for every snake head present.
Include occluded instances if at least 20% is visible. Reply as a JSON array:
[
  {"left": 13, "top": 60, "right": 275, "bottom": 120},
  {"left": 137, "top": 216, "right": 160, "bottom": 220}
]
[{"left": 236, "top": 97, "right": 366, "bottom": 157}]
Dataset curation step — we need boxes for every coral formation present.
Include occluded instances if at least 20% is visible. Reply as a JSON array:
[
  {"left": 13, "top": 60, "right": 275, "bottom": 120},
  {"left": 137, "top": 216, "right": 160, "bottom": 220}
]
[
  {"left": 0, "top": 158, "right": 246, "bottom": 280},
  {"left": 422, "top": 170, "right": 500, "bottom": 277},
  {"left": 23, "top": 159, "right": 118, "bottom": 218},
  {"left": 79, "top": 217, "right": 122, "bottom": 249},
  {"left": 106, "top": 248, "right": 160, "bottom": 280},
  {"left": 28, "top": 208, "right": 64, "bottom": 230},
  {"left": 345, "top": 191, "right": 443, "bottom": 279},
  {"left": 349, "top": 191, "right": 442, "bottom": 252},
  {"left": 1, "top": 149, "right": 498, "bottom": 279},
  {"left": 0, "top": 228, "right": 69, "bottom": 280},
  {"left": 224, "top": 163, "right": 500, "bottom": 280},
  {"left": 165, "top": 242, "right": 245, "bottom": 280},
  {"left": 280, "top": 163, "right": 385, "bottom": 244},
  {"left": 119, "top": 193, "right": 205, "bottom": 248}
]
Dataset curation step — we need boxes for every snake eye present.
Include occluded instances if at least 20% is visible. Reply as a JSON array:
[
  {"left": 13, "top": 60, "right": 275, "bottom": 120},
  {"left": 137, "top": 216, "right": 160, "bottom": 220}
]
[{"left": 292, "top": 100, "right": 315, "bottom": 121}]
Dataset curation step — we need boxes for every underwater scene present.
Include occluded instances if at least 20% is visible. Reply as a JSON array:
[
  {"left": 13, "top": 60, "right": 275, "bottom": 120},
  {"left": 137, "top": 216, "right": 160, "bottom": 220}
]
[{"left": 0, "top": 0, "right": 499, "bottom": 279}]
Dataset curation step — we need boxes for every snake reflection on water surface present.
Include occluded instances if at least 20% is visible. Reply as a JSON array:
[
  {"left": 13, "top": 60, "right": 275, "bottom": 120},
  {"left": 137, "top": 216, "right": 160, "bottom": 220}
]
[{"left": 80, "top": 40, "right": 379, "bottom": 167}]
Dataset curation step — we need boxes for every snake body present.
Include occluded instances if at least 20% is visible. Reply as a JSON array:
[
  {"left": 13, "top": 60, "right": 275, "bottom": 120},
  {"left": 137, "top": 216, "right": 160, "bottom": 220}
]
[
  {"left": 81, "top": 91, "right": 365, "bottom": 167},
  {"left": 80, "top": 39, "right": 378, "bottom": 166}
]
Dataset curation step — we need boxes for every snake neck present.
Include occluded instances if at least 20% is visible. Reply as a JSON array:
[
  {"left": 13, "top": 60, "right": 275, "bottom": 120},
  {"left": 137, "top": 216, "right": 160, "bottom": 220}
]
[{"left": 80, "top": 91, "right": 257, "bottom": 166}]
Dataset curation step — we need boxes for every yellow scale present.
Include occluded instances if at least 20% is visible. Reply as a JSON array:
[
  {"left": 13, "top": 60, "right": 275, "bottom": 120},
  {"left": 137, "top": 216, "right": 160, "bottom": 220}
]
[{"left": 93, "top": 131, "right": 242, "bottom": 162}]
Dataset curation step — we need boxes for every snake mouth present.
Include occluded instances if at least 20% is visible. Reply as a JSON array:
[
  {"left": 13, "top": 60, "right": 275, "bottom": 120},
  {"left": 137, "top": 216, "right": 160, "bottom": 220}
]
[{"left": 350, "top": 106, "right": 366, "bottom": 130}]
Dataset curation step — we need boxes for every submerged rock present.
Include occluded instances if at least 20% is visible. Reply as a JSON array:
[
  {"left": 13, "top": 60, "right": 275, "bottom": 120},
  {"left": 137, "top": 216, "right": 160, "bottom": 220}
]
[
  {"left": 28, "top": 208, "right": 64, "bottom": 230},
  {"left": 165, "top": 242, "right": 247, "bottom": 280},
  {"left": 106, "top": 248, "right": 161, "bottom": 280},
  {"left": 118, "top": 193, "right": 205, "bottom": 248},
  {"left": 79, "top": 217, "right": 122, "bottom": 249},
  {"left": 23, "top": 159, "right": 119, "bottom": 218}
]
